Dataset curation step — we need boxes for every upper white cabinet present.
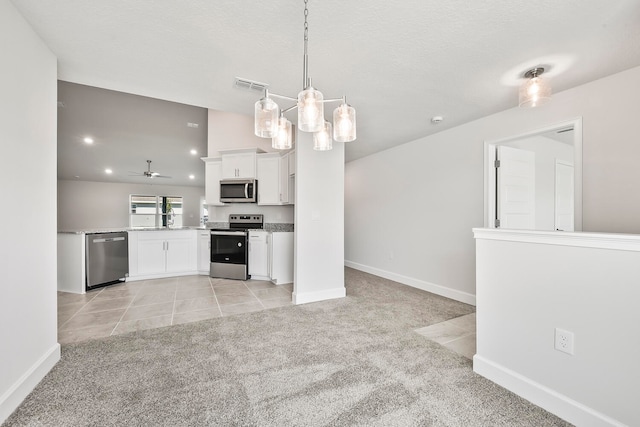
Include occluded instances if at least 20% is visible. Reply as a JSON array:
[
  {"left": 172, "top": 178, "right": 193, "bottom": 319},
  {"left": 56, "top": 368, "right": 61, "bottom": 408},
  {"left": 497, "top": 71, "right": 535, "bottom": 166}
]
[
  {"left": 257, "top": 153, "right": 290, "bottom": 205},
  {"left": 221, "top": 152, "right": 257, "bottom": 179},
  {"left": 288, "top": 150, "right": 296, "bottom": 176},
  {"left": 203, "top": 157, "right": 224, "bottom": 206}
]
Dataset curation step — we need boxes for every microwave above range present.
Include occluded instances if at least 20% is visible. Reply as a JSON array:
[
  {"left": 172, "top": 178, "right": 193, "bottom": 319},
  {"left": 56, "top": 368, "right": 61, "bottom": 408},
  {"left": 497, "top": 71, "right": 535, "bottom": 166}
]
[{"left": 220, "top": 178, "right": 257, "bottom": 203}]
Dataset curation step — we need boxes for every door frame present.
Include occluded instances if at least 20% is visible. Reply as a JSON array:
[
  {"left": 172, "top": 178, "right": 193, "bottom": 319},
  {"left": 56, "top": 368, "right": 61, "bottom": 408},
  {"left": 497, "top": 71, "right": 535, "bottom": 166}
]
[{"left": 483, "top": 117, "right": 583, "bottom": 231}]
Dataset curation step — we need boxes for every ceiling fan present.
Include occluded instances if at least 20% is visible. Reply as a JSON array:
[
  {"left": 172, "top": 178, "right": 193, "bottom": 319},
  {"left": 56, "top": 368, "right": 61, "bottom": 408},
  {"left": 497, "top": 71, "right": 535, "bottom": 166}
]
[{"left": 129, "top": 160, "right": 172, "bottom": 179}]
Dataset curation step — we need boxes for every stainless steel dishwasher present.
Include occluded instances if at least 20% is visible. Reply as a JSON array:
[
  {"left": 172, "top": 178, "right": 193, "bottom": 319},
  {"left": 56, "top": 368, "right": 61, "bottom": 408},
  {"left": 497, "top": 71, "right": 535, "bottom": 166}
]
[{"left": 85, "top": 232, "right": 129, "bottom": 291}]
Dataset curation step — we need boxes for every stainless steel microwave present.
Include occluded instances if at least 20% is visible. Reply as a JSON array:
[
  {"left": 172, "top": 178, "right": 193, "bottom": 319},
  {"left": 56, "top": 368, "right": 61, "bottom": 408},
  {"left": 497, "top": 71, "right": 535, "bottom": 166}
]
[{"left": 219, "top": 178, "right": 258, "bottom": 203}]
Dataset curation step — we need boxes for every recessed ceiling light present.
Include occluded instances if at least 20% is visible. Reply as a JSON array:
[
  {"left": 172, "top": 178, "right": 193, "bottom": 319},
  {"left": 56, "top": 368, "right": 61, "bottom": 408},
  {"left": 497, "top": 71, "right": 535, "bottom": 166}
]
[
  {"left": 190, "top": 149, "right": 197, "bottom": 155},
  {"left": 431, "top": 116, "right": 444, "bottom": 124},
  {"left": 105, "top": 168, "right": 113, "bottom": 174},
  {"left": 189, "top": 174, "right": 195, "bottom": 180},
  {"left": 83, "top": 137, "right": 94, "bottom": 144},
  {"left": 74, "top": 175, "right": 80, "bottom": 179}
]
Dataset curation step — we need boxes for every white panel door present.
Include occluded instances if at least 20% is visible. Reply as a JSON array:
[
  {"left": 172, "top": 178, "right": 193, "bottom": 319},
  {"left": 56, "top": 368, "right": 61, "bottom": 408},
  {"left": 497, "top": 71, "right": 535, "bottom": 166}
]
[
  {"left": 137, "top": 239, "right": 166, "bottom": 275},
  {"left": 555, "top": 160, "right": 574, "bottom": 231},
  {"left": 497, "top": 146, "right": 536, "bottom": 229},
  {"left": 165, "top": 237, "right": 194, "bottom": 273}
]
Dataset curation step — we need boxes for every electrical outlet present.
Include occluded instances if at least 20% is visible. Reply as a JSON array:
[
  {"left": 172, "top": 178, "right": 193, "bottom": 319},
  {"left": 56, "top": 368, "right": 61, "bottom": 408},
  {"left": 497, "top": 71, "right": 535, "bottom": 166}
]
[{"left": 554, "top": 328, "right": 575, "bottom": 355}]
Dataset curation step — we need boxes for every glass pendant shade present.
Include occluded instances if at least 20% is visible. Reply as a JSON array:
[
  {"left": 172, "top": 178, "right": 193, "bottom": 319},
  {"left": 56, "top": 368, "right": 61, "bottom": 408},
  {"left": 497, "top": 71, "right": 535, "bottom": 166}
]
[
  {"left": 333, "top": 103, "right": 356, "bottom": 142},
  {"left": 519, "top": 76, "right": 552, "bottom": 108},
  {"left": 313, "top": 120, "right": 333, "bottom": 151},
  {"left": 255, "top": 97, "right": 280, "bottom": 138},
  {"left": 272, "top": 116, "right": 292, "bottom": 150},
  {"left": 298, "top": 87, "right": 324, "bottom": 132}
]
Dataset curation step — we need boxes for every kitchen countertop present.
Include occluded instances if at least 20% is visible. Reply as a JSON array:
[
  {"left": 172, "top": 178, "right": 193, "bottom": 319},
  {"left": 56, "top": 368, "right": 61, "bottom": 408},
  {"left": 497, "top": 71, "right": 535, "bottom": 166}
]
[
  {"left": 58, "top": 226, "right": 208, "bottom": 235},
  {"left": 58, "top": 224, "right": 294, "bottom": 234}
]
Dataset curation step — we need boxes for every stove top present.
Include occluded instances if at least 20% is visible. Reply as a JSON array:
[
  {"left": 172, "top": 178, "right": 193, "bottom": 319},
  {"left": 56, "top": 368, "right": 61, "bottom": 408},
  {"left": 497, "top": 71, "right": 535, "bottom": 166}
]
[{"left": 211, "top": 214, "right": 264, "bottom": 232}]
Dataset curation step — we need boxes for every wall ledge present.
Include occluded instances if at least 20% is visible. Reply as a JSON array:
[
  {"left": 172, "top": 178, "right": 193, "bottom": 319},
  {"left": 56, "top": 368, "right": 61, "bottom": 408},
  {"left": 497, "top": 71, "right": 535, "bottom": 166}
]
[{"left": 472, "top": 228, "right": 640, "bottom": 252}]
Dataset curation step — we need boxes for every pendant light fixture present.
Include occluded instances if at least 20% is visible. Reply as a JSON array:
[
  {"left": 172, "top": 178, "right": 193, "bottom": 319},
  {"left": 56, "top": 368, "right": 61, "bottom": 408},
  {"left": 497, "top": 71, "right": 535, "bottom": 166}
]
[
  {"left": 254, "top": 0, "right": 357, "bottom": 150},
  {"left": 519, "top": 67, "right": 552, "bottom": 108}
]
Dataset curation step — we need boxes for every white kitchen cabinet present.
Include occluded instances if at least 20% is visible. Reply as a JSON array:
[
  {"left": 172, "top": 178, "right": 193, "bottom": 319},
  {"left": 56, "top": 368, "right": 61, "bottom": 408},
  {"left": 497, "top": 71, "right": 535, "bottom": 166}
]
[
  {"left": 269, "top": 232, "right": 294, "bottom": 285},
  {"left": 248, "top": 231, "right": 270, "bottom": 280},
  {"left": 257, "top": 153, "right": 290, "bottom": 205},
  {"left": 203, "top": 157, "right": 224, "bottom": 206},
  {"left": 288, "top": 149, "right": 296, "bottom": 176},
  {"left": 128, "top": 230, "right": 197, "bottom": 280},
  {"left": 197, "top": 230, "right": 210, "bottom": 274},
  {"left": 221, "top": 152, "right": 256, "bottom": 179}
]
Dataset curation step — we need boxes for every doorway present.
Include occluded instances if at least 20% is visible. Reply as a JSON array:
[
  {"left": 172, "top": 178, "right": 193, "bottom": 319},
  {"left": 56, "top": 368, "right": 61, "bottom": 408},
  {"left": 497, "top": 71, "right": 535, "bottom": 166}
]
[{"left": 484, "top": 118, "right": 582, "bottom": 231}]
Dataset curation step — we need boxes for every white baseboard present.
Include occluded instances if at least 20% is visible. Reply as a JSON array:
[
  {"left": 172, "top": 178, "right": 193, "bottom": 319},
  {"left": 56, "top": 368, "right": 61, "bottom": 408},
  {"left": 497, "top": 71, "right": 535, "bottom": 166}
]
[
  {"left": 126, "top": 271, "right": 200, "bottom": 282},
  {"left": 344, "top": 260, "right": 476, "bottom": 306},
  {"left": 0, "top": 343, "right": 60, "bottom": 424},
  {"left": 473, "top": 355, "right": 626, "bottom": 427},
  {"left": 293, "top": 286, "right": 346, "bottom": 305}
]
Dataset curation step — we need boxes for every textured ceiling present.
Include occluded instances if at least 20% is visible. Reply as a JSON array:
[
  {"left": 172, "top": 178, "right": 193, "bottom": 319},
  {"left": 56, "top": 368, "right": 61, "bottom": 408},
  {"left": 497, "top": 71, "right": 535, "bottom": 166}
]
[{"left": 10, "top": 0, "right": 640, "bottom": 184}]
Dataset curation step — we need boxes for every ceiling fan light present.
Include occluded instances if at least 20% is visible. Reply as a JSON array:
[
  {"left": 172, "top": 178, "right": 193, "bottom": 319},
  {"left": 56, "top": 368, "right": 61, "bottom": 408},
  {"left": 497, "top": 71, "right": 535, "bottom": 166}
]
[
  {"left": 313, "top": 120, "right": 333, "bottom": 151},
  {"left": 519, "top": 68, "right": 552, "bottom": 108},
  {"left": 272, "top": 116, "right": 293, "bottom": 150},
  {"left": 333, "top": 103, "right": 356, "bottom": 142},
  {"left": 298, "top": 87, "right": 324, "bottom": 132},
  {"left": 254, "top": 96, "right": 280, "bottom": 138}
]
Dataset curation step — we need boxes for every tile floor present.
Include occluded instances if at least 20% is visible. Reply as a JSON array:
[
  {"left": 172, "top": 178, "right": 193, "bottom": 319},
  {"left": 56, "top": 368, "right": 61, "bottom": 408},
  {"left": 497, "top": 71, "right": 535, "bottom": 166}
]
[
  {"left": 57, "top": 275, "right": 293, "bottom": 344},
  {"left": 415, "top": 313, "right": 476, "bottom": 359}
]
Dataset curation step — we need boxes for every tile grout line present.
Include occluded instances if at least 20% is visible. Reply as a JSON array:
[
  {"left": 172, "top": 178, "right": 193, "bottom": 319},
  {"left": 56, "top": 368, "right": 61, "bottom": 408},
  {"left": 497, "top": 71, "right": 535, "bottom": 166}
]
[
  {"left": 243, "top": 280, "right": 266, "bottom": 309},
  {"left": 58, "top": 288, "right": 103, "bottom": 330},
  {"left": 210, "top": 277, "right": 224, "bottom": 317},
  {"left": 110, "top": 282, "right": 143, "bottom": 336}
]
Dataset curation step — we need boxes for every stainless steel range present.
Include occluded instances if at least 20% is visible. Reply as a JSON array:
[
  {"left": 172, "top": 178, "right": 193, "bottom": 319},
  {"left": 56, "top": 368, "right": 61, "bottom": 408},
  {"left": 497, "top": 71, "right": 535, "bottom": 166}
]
[{"left": 210, "top": 214, "right": 263, "bottom": 280}]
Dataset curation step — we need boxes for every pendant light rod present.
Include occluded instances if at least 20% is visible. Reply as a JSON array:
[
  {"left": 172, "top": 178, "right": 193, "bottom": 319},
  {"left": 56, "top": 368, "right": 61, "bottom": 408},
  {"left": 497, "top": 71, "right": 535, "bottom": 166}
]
[{"left": 302, "top": 0, "right": 310, "bottom": 89}]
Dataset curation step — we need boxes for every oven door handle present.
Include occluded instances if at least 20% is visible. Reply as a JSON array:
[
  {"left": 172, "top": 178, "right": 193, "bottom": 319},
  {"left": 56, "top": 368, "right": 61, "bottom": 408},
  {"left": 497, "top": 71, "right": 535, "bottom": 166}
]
[{"left": 211, "top": 231, "right": 246, "bottom": 236}]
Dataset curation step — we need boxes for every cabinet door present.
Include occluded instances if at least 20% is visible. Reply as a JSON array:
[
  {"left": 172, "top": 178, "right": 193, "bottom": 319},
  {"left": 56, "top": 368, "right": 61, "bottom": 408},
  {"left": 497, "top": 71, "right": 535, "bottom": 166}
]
[
  {"left": 222, "top": 153, "right": 256, "bottom": 178},
  {"left": 205, "top": 159, "right": 224, "bottom": 206},
  {"left": 288, "top": 150, "right": 296, "bottom": 176},
  {"left": 165, "top": 237, "right": 195, "bottom": 273},
  {"left": 279, "top": 156, "right": 289, "bottom": 204},
  {"left": 257, "top": 156, "right": 280, "bottom": 205},
  {"left": 197, "top": 231, "right": 210, "bottom": 273},
  {"left": 248, "top": 232, "right": 269, "bottom": 278},
  {"left": 137, "top": 238, "right": 167, "bottom": 275}
]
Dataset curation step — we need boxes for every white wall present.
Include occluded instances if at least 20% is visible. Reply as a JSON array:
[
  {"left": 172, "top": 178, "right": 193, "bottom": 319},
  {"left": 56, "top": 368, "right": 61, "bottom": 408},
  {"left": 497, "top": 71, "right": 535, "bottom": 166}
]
[
  {"left": 294, "top": 131, "right": 346, "bottom": 304},
  {"left": 0, "top": 1, "right": 60, "bottom": 422},
  {"left": 57, "top": 180, "right": 204, "bottom": 230},
  {"left": 505, "top": 136, "right": 574, "bottom": 230},
  {"left": 207, "top": 204, "right": 294, "bottom": 224},
  {"left": 345, "top": 65, "right": 640, "bottom": 303},
  {"left": 207, "top": 109, "right": 274, "bottom": 155},
  {"left": 473, "top": 229, "right": 639, "bottom": 426}
]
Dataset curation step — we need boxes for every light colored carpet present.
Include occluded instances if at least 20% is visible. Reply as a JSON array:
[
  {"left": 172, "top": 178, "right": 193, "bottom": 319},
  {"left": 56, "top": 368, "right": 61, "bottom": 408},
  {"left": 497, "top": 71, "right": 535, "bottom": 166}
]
[{"left": 4, "top": 268, "right": 572, "bottom": 426}]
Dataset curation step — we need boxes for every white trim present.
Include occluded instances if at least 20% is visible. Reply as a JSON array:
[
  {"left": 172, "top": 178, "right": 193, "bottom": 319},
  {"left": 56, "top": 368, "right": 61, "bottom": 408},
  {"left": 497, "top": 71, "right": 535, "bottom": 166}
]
[
  {"left": 484, "top": 117, "right": 583, "bottom": 231},
  {"left": 473, "top": 355, "right": 626, "bottom": 427},
  {"left": 0, "top": 343, "right": 60, "bottom": 424},
  {"left": 473, "top": 227, "right": 640, "bottom": 252},
  {"left": 345, "top": 260, "right": 476, "bottom": 306},
  {"left": 126, "top": 271, "right": 200, "bottom": 282},
  {"left": 293, "top": 286, "right": 346, "bottom": 305}
]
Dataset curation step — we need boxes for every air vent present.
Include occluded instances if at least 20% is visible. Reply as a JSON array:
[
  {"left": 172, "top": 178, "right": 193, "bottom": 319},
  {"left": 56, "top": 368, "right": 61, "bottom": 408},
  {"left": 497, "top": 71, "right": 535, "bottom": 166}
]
[{"left": 234, "top": 77, "right": 269, "bottom": 93}]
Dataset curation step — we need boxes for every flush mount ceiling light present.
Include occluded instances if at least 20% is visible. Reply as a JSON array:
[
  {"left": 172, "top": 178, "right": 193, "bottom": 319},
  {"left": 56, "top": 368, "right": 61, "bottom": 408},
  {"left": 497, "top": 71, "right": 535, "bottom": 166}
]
[
  {"left": 519, "top": 67, "right": 552, "bottom": 108},
  {"left": 253, "top": 0, "right": 356, "bottom": 151}
]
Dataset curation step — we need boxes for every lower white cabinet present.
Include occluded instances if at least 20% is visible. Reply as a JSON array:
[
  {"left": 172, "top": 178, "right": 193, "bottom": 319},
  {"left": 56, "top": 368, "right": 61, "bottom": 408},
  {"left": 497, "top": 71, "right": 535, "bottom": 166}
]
[
  {"left": 269, "top": 232, "right": 294, "bottom": 285},
  {"left": 248, "top": 231, "right": 269, "bottom": 280},
  {"left": 198, "top": 230, "right": 210, "bottom": 274},
  {"left": 128, "top": 230, "right": 198, "bottom": 280}
]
